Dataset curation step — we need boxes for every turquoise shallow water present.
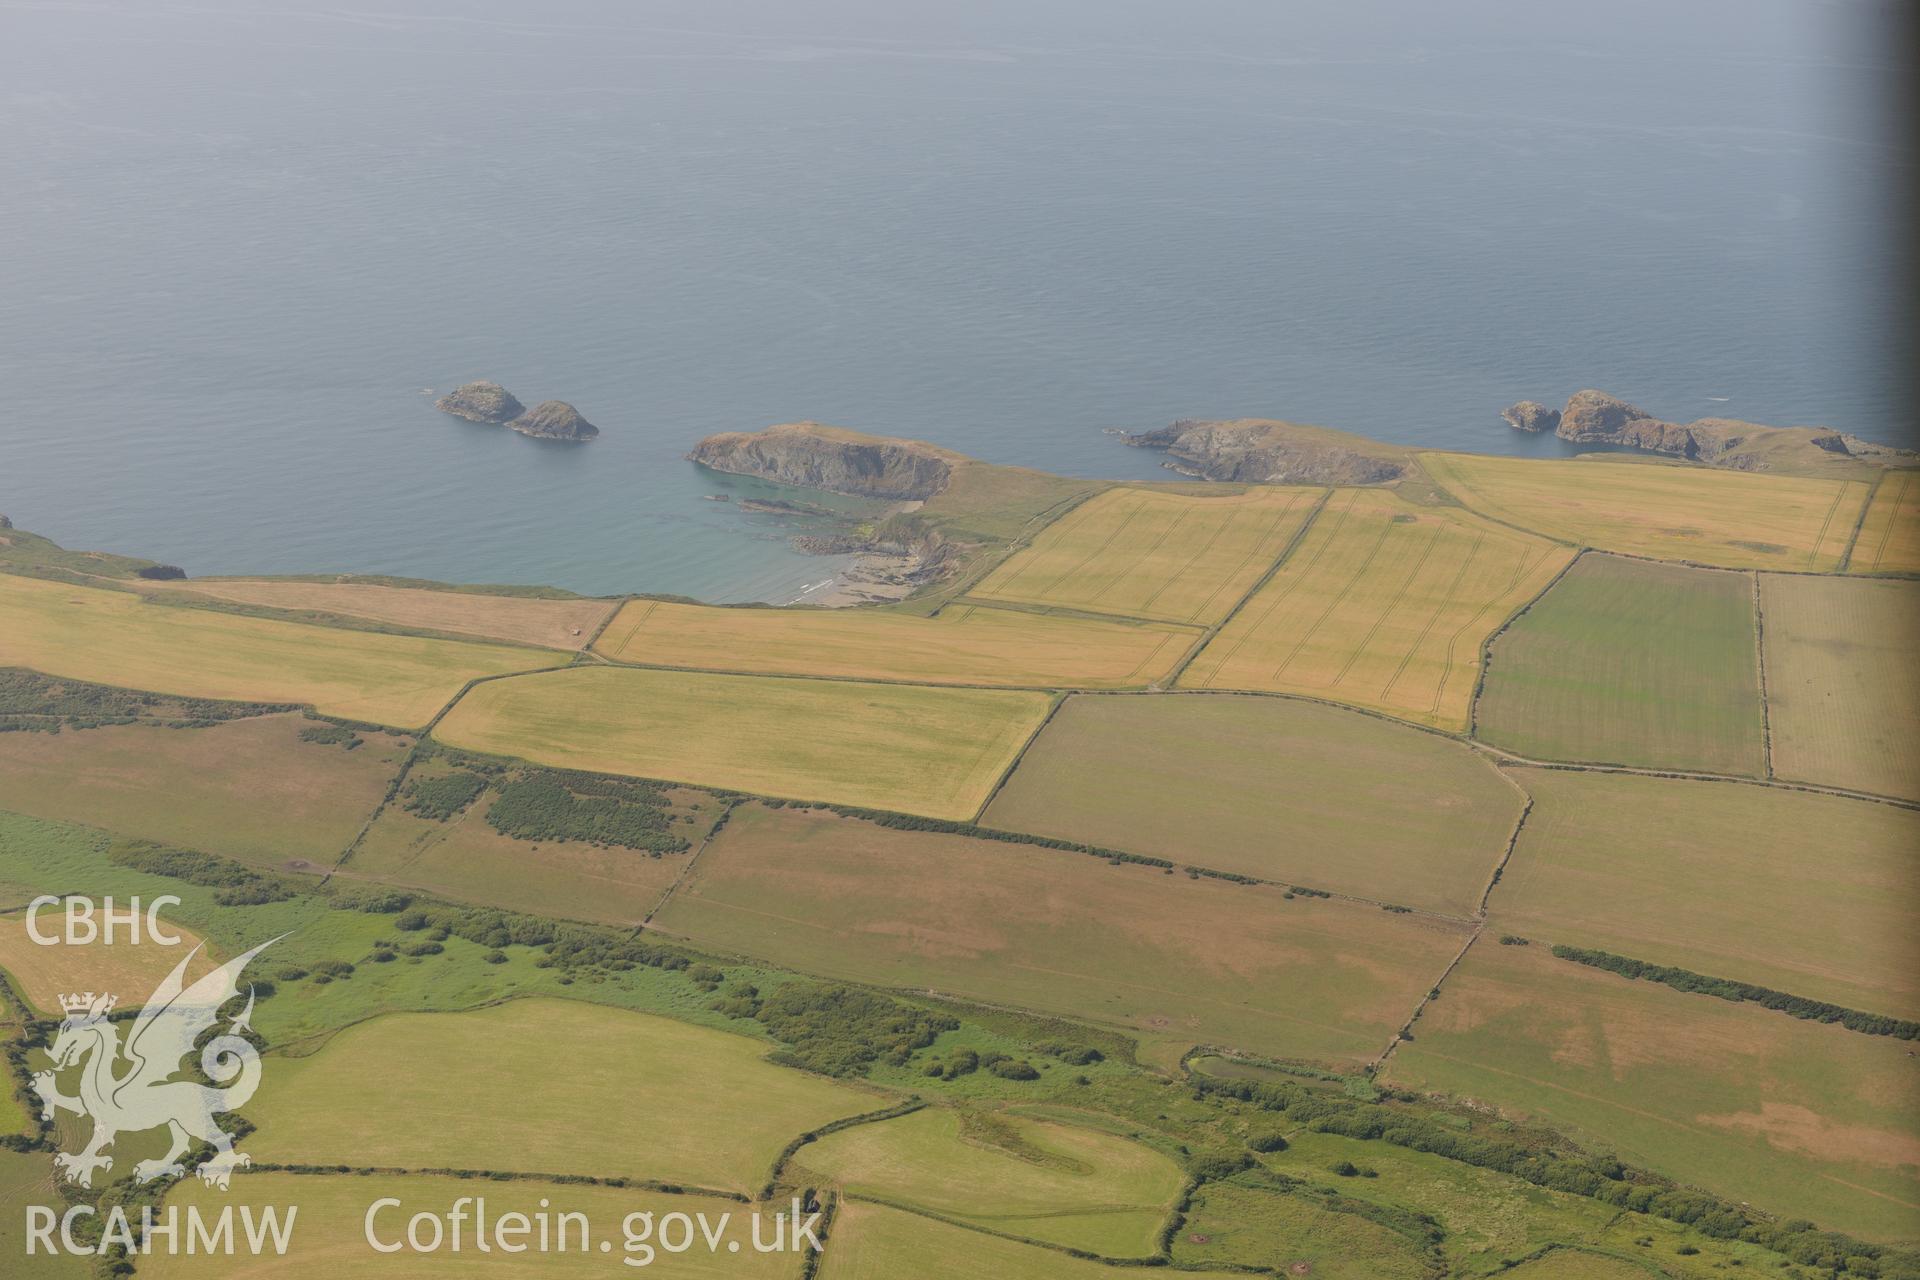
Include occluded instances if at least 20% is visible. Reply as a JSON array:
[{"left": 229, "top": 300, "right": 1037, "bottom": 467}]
[{"left": 0, "top": 1, "right": 1905, "bottom": 599}]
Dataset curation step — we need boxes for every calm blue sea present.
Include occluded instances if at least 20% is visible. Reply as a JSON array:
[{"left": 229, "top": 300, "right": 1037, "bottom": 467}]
[{"left": 0, "top": 0, "right": 1905, "bottom": 600}]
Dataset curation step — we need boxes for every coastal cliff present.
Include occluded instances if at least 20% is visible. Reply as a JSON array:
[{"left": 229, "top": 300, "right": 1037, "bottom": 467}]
[
  {"left": 1506, "top": 388, "right": 1910, "bottom": 473},
  {"left": 1119, "top": 418, "right": 1407, "bottom": 485},
  {"left": 688, "top": 422, "right": 959, "bottom": 500}
]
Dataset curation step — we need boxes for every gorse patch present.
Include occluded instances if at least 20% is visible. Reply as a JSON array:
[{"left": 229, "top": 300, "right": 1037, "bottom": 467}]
[
  {"left": 716, "top": 982, "right": 958, "bottom": 1078},
  {"left": 107, "top": 838, "right": 296, "bottom": 906},
  {"left": 485, "top": 770, "right": 686, "bottom": 852},
  {"left": 402, "top": 771, "right": 488, "bottom": 821}
]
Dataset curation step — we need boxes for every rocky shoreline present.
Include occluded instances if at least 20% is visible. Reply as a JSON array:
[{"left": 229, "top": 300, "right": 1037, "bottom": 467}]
[
  {"left": 1499, "top": 388, "right": 1914, "bottom": 472},
  {"left": 1117, "top": 418, "right": 1408, "bottom": 485},
  {"left": 688, "top": 422, "right": 957, "bottom": 500}
]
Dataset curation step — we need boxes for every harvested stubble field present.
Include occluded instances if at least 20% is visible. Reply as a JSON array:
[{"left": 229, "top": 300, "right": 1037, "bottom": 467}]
[
  {"left": 1760, "top": 574, "right": 1920, "bottom": 800},
  {"left": 245, "top": 999, "right": 876, "bottom": 1193},
  {"left": 1490, "top": 769, "right": 1920, "bottom": 1018},
  {"left": 1178, "top": 488, "right": 1571, "bottom": 729},
  {"left": 1421, "top": 452, "right": 1868, "bottom": 570},
  {"left": 150, "top": 577, "right": 617, "bottom": 650},
  {"left": 0, "top": 907, "right": 216, "bottom": 1016},
  {"left": 0, "top": 574, "right": 554, "bottom": 726},
  {"left": 822, "top": 1200, "right": 1243, "bottom": 1280},
  {"left": 982, "top": 693, "right": 1520, "bottom": 915},
  {"left": 433, "top": 666, "right": 1052, "bottom": 821},
  {"left": 1849, "top": 470, "right": 1920, "bottom": 575},
  {"left": 593, "top": 597, "right": 1196, "bottom": 688},
  {"left": 145, "top": 1174, "right": 793, "bottom": 1279},
  {"left": 1382, "top": 939, "right": 1920, "bottom": 1244},
  {"left": 0, "top": 713, "right": 409, "bottom": 870},
  {"left": 651, "top": 805, "right": 1472, "bottom": 1066},
  {"left": 968, "top": 485, "right": 1322, "bottom": 624},
  {"left": 343, "top": 778, "right": 718, "bottom": 926},
  {"left": 1474, "top": 554, "right": 1766, "bottom": 774},
  {"left": 797, "top": 1105, "right": 1185, "bottom": 1257}
]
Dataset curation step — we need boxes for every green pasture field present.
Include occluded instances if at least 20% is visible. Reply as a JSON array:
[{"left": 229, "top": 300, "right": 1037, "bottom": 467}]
[
  {"left": 1474, "top": 554, "right": 1766, "bottom": 774},
  {"left": 1490, "top": 768, "right": 1920, "bottom": 1017},
  {"left": 821, "top": 1200, "right": 1240, "bottom": 1279},
  {"left": 593, "top": 597, "right": 1197, "bottom": 688},
  {"left": 1382, "top": 938, "right": 1920, "bottom": 1244},
  {"left": 0, "top": 573, "right": 556, "bottom": 726},
  {"left": 1170, "top": 1172, "right": 1435, "bottom": 1278},
  {"left": 1420, "top": 452, "right": 1869, "bottom": 570},
  {"left": 0, "top": 1151, "right": 87, "bottom": 1278},
  {"left": 1262, "top": 1130, "right": 1774, "bottom": 1277},
  {"left": 1849, "top": 469, "right": 1920, "bottom": 575},
  {"left": 245, "top": 998, "right": 877, "bottom": 1193},
  {"left": 968, "top": 485, "right": 1322, "bottom": 624},
  {"left": 0, "top": 810, "right": 736, "bottom": 1054},
  {"left": 148, "top": 576, "right": 617, "bottom": 650},
  {"left": 795, "top": 1104, "right": 1184, "bottom": 1257},
  {"left": 982, "top": 693, "right": 1520, "bottom": 915},
  {"left": 0, "top": 712, "right": 409, "bottom": 871},
  {"left": 1761, "top": 573, "right": 1920, "bottom": 800},
  {"left": 1178, "top": 487, "right": 1572, "bottom": 729},
  {"left": 342, "top": 767, "right": 720, "bottom": 927},
  {"left": 651, "top": 804, "right": 1471, "bottom": 1066},
  {"left": 144, "top": 1173, "right": 794, "bottom": 1279},
  {"left": 432, "top": 666, "right": 1052, "bottom": 820},
  {"left": 1497, "top": 1251, "right": 1671, "bottom": 1279}
]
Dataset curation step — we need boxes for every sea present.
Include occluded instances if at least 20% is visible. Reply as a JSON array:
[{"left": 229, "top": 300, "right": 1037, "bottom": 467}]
[{"left": 0, "top": 0, "right": 1906, "bottom": 601}]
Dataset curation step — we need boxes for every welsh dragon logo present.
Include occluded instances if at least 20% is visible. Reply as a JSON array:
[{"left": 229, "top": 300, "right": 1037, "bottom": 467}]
[{"left": 31, "top": 937, "right": 280, "bottom": 1190}]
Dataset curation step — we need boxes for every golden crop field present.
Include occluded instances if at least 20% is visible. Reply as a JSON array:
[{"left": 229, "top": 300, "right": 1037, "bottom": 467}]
[
  {"left": 1491, "top": 769, "right": 1920, "bottom": 1017},
  {"left": 1848, "top": 470, "right": 1920, "bottom": 574},
  {"left": 1761, "top": 574, "right": 1920, "bottom": 800},
  {"left": 1383, "top": 939, "right": 1920, "bottom": 1243},
  {"left": 245, "top": 999, "right": 876, "bottom": 1193},
  {"left": 968, "top": 485, "right": 1322, "bottom": 623},
  {"left": 1177, "top": 489, "right": 1572, "bottom": 728},
  {"left": 594, "top": 597, "right": 1196, "bottom": 688},
  {"left": 0, "top": 910, "right": 215, "bottom": 1016},
  {"left": 433, "top": 666, "right": 1053, "bottom": 820},
  {"left": 0, "top": 574, "right": 556, "bottom": 726},
  {"left": 651, "top": 804, "right": 1471, "bottom": 1067},
  {"left": 152, "top": 577, "right": 617, "bottom": 649},
  {"left": 1420, "top": 452, "right": 1869, "bottom": 570}
]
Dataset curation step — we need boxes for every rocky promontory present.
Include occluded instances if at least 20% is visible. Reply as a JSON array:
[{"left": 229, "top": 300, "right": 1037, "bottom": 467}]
[
  {"left": 1119, "top": 418, "right": 1408, "bottom": 485},
  {"left": 436, "top": 380, "right": 525, "bottom": 424},
  {"left": 1504, "top": 388, "right": 1910, "bottom": 472},
  {"left": 688, "top": 423, "right": 958, "bottom": 500},
  {"left": 1500, "top": 401, "right": 1560, "bottom": 433},
  {"left": 435, "top": 381, "right": 598, "bottom": 441}
]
